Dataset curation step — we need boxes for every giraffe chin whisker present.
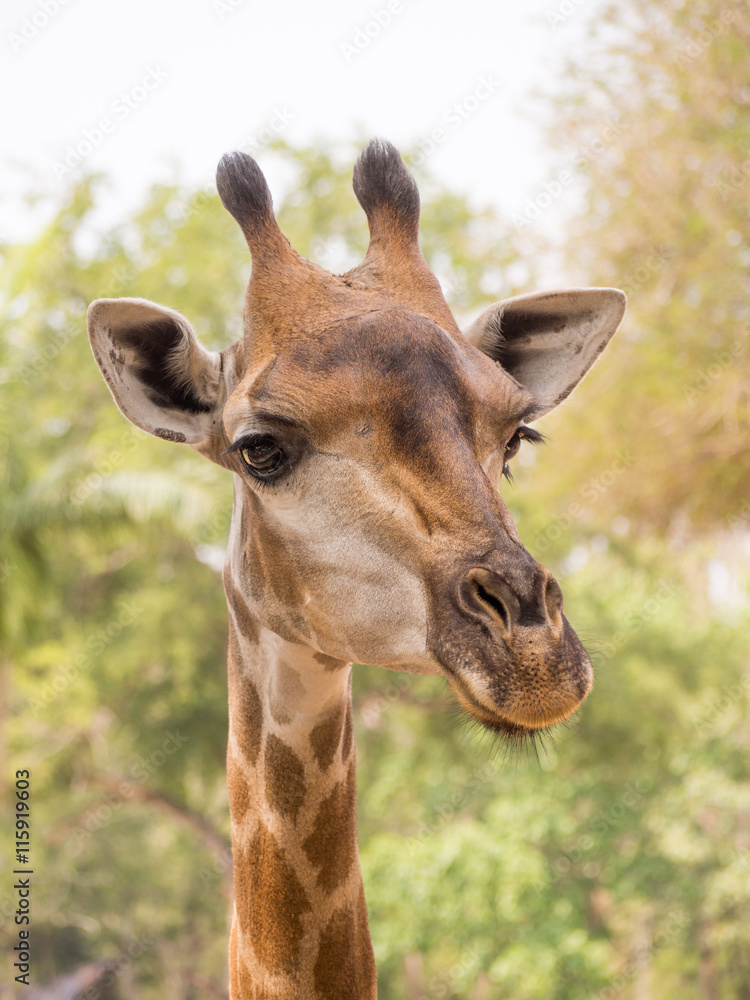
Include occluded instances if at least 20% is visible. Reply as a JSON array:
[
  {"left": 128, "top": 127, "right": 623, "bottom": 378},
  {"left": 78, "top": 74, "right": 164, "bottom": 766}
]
[{"left": 447, "top": 675, "right": 587, "bottom": 740}]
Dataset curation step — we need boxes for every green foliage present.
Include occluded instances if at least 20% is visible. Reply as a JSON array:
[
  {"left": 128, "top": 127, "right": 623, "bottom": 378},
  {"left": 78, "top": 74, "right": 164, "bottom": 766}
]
[
  {"left": 537, "top": 0, "right": 750, "bottom": 533},
  {"left": 2, "top": 35, "right": 749, "bottom": 995}
]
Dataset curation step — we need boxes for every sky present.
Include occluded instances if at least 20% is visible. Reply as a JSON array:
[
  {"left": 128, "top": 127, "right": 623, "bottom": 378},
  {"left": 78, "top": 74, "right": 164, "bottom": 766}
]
[{"left": 0, "top": 0, "right": 598, "bottom": 245}]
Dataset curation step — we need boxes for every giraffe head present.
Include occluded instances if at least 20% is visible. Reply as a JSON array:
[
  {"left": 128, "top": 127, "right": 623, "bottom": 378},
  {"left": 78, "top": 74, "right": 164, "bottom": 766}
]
[{"left": 88, "top": 140, "right": 625, "bottom": 741}]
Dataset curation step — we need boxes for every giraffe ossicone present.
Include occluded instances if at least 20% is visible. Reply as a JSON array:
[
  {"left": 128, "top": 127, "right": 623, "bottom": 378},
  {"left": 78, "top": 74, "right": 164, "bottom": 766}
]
[{"left": 87, "top": 138, "right": 625, "bottom": 998}]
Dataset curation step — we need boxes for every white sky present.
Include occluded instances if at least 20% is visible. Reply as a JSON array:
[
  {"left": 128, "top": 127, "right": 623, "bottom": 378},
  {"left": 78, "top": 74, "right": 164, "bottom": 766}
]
[{"left": 0, "top": 0, "right": 596, "bottom": 244}]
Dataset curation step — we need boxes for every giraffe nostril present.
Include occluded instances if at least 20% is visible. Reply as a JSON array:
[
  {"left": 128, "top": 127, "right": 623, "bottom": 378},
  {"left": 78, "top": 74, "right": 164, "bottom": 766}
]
[
  {"left": 471, "top": 579, "right": 510, "bottom": 631},
  {"left": 462, "top": 568, "right": 518, "bottom": 632},
  {"left": 463, "top": 566, "right": 564, "bottom": 633}
]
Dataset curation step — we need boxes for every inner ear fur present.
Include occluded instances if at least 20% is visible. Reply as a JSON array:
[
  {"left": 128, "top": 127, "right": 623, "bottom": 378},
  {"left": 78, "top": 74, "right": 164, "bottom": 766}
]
[
  {"left": 464, "top": 287, "right": 626, "bottom": 417},
  {"left": 87, "top": 297, "right": 225, "bottom": 445}
]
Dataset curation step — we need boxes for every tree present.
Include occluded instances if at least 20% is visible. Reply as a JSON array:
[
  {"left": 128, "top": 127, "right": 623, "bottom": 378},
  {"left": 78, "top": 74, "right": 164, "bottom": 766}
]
[{"left": 537, "top": 0, "right": 750, "bottom": 534}]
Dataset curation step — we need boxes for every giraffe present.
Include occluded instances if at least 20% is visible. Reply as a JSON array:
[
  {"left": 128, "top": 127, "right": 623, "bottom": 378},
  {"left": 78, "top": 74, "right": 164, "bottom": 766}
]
[{"left": 87, "top": 139, "right": 625, "bottom": 999}]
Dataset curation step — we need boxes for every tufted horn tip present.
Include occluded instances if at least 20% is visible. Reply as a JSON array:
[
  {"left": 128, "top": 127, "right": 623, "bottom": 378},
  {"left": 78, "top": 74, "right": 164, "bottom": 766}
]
[
  {"left": 216, "top": 151, "right": 275, "bottom": 238},
  {"left": 353, "top": 138, "right": 420, "bottom": 236}
]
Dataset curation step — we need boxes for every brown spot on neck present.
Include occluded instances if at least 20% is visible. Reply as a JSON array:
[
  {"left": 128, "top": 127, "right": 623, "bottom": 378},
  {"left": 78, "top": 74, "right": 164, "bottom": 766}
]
[
  {"left": 269, "top": 698, "right": 292, "bottom": 725},
  {"left": 313, "top": 885, "right": 376, "bottom": 999},
  {"left": 235, "top": 820, "right": 311, "bottom": 976},
  {"left": 303, "top": 759, "right": 357, "bottom": 894},
  {"left": 314, "top": 651, "right": 349, "bottom": 671},
  {"left": 267, "top": 612, "right": 309, "bottom": 644},
  {"left": 224, "top": 569, "right": 259, "bottom": 646},
  {"left": 226, "top": 752, "right": 251, "bottom": 825},
  {"left": 277, "top": 661, "right": 307, "bottom": 705},
  {"left": 264, "top": 734, "right": 307, "bottom": 823},
  {"left": 309, "top": 700, "right": 345, "bottom": 772},
  {"left": 228, "top": 626, "right": 263, "bottom": 766},
  {"left": 342, "top": 698, "right": 354, "bottom": 761}
]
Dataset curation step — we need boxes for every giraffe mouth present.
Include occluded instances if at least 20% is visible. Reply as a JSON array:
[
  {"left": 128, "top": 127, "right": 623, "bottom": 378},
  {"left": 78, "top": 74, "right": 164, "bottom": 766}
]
[
  {"left": 440, "top": 638, "right": 593, "bottom": 740},
  {"left": 449, "top": 680, "right": 538, "bottom": 738}
]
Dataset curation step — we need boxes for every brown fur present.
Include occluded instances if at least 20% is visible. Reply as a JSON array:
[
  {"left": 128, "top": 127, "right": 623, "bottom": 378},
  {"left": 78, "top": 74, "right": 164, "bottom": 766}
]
[
  {"left": 309, "top": 701, "right": 345, "bottom": 772},
  {"left": 228, "top": 630, "right": 263, "bottom": 767},
  {"left": 313, "top": 889, "right": 376, "bottom": 1000},
  {"left": 342, "top": 698, "right": 353, "bottom": 762},
  {"left": 226, "top": 752, "right": 251, "bottom": 825},
  {"left": 224, "top": 570, "right": 260, "bottom": 646},
  {"left": 264, "top": 734, "right": 307, "bottom": 823},
  {"left": 314, "top": 652, "right": 348, "bottom": 671},
  {"left": 238, "top": 820, "right": 311, "bottom": 975},
  {"left": 303, "top": 760, "right": 358, "bottom": 894}
]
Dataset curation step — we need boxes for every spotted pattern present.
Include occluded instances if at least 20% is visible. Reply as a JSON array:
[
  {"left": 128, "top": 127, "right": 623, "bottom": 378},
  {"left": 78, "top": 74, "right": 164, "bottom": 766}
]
[
  {"left": 342, "top": 700, "right": 353, "bottom": 761},
  {"left": 224, "top": 569, "right": 259, "bottom": 646},
  {"left": 266, "top": 612, "right": 306, "bottom": 644},
  {"left": 269, "top": 697, "right": 292, "bottom": 726},
  {"left": 313, "top": 886, "right": 376, "bottom": 999},
  {"left": 232, "top": 679, "right": 263, "bottom": 767},
  {"left": 303, "top": 760, "right": 357, "bottom": 894},
  {"left": 309, "top": 701, "right": 345, "bottom": 772},
  {"left": 264, "top": 734, "right": 307, "bottom": 823},
  {"left": 314, "top": 651, "right": 349, "bottom": 671},
  {"left": 236, "top": 820, "right": 311, "bottom": 975},
  {"left": 226, "top": 752, "right": 251, "bottom": 825}
]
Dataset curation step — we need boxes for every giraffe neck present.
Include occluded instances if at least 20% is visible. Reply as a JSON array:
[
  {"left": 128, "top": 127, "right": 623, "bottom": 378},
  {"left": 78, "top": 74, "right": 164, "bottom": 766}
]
[{"left": 223, "top": 568, "right": 376, "bottom": 1000}]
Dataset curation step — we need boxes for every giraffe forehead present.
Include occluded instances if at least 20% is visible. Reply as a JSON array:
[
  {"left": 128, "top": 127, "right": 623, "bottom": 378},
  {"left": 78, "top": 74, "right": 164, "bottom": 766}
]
[{"left": 233, "top": 309, "right": 530, "bottom": 443}]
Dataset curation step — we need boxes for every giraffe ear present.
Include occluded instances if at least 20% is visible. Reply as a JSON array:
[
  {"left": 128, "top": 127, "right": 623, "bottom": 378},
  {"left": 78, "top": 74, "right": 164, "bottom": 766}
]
[
  {"left": 87, "top": 298, "right": 225, "bottom": 446},
  {"left": 464, "top": 288, "right": 626, "bottom": 418}
]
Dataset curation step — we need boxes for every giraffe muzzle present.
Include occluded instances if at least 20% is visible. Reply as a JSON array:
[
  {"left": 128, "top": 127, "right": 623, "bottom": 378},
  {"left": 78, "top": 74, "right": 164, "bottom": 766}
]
[{"left": 428, "top": 554, "right": 593, "bottom": 738}]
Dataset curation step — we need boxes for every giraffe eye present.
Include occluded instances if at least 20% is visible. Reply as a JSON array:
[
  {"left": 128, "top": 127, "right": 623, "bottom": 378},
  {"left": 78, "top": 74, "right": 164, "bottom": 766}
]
[
  {"left": 238, "top": 435, "right": 287, "bottom": 480},
  {"left": 504, "top": 431, "right": 523, "bottom": 462},
  {"left": 502, "top": 425, "right": 544, "bottom": 482}
]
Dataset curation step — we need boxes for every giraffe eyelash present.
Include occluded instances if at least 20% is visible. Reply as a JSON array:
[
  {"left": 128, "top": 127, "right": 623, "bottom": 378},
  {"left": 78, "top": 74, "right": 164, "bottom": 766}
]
[{"left": 503, "top": 426, "right": 545, "bottom": 482}]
